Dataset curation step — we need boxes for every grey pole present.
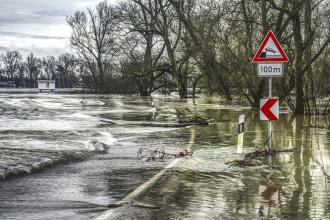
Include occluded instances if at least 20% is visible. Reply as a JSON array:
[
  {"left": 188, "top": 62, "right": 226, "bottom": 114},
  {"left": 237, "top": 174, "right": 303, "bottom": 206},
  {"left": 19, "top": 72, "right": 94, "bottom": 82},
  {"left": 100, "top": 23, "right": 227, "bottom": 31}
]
[{"left": 269, "top": 77, "right": 272, "bottom": 150}]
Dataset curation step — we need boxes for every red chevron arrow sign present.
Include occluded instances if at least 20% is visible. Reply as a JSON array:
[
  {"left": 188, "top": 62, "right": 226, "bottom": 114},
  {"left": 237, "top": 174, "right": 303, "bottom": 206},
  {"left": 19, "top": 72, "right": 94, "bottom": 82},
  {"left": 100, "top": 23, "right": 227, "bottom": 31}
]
[{"left": 260, "top": 98, "right": 279, "bottom": 121}]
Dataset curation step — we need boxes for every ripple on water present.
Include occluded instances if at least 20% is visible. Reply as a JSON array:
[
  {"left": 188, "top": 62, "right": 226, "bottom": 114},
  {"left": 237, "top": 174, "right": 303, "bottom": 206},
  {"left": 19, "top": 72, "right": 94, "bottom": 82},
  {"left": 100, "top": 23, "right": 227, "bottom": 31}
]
[{"left": 0, "top": 94, "right": 329, "bottom": 220}]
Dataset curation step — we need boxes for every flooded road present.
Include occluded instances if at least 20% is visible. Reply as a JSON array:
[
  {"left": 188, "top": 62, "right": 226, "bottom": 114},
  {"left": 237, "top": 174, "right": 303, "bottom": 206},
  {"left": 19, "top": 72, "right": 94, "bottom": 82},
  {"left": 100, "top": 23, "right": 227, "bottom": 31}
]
[{"left": 0, "top": 94, "right": 329, "bottom": 219}]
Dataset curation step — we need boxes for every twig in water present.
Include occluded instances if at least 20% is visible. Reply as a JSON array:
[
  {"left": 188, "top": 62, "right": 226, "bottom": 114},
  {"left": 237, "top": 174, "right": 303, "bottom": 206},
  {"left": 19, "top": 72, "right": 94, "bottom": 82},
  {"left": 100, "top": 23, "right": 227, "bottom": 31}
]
[
  {"left": 137, "top": 147, "right": 193, "bottom": 161},
  {"left": 226, "top": 135, "right": 296, "bottom": 168}
]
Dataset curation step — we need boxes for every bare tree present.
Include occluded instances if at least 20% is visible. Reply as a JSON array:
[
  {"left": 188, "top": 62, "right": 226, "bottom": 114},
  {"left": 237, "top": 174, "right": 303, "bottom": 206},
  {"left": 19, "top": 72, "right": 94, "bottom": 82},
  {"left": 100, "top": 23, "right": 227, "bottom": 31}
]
[
  {"left": 67, "top": 0, "right": 118, "bottom": 92},
  {"left": 130, "top": 0, "right": 194, "bottom": 98},
  {"left": 261, "top": 0, "right": 330, "bottom": 114},
  {"left": 17, "top": 63, "right": 26, "bottom": 88},
  {"left": 25, "top": 53, "right": 42, "bottom": 88},
  {"left": 56, "top": 53, "right": 78, "bottom": 88},
  {"left": 1, "top": 51, "right": 22, "bottom": 82},
  {"left": 42, "top": 56, "right": 56, "bottom": 80},
  {"left": 169, "top": 0, "right": 232, "bottom": 100},
  {"left": 119, "top": 0, "right": 168, "bottom": 96}
]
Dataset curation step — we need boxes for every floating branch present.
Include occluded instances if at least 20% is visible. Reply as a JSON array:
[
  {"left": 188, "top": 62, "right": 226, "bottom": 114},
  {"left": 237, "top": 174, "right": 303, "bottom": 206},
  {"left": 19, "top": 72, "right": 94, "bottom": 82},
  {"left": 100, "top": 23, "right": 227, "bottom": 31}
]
[
  {"left": 244, "top": 147, "right": 296, "bottom": 160},
  {"left": 101, "top": 116, "right": 210, "bottom": 128},
  {"left": 226, "top": 136, "right": 296, "bottom": 167},
  {"left": 178, "top": 116, "right": 209, "bottom": 125},
  {"left": 137, "top": 147, "right": 193, "bottom": 161},
  {"left": 306, "top": 124, "right": 330, "bottom": 129},
  {"left": 225, "top": 147, "right": 296, "bottom": 168},
  {"left": 225, "top": 159, "right": 261, "bottom": 168}
]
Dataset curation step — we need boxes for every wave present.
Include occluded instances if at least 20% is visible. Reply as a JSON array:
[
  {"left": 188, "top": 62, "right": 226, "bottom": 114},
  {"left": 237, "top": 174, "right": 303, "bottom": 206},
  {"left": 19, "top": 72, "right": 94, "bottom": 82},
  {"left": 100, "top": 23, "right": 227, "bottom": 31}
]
[
  {"left": 85, "top": 131, "right": 117, "bottom": 152},
  {"left": 68, "top": 112, "right": 96, "bottom": 119},
  {"left": 0, "top": 148, "right": 92, "bottom": 179},
  {"left": 79, "top": 100, "right": 105, "bottom": 106},
  {"left": 0, "top": 131, "right": 117, "bottom": 179}
]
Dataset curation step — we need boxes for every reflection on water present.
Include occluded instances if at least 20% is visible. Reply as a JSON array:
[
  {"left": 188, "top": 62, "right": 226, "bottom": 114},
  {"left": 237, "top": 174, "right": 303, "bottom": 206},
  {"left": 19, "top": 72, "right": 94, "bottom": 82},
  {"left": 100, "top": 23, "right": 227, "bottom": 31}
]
[{"left": 0, "top": 94, "right": 329, "bottom": 219}]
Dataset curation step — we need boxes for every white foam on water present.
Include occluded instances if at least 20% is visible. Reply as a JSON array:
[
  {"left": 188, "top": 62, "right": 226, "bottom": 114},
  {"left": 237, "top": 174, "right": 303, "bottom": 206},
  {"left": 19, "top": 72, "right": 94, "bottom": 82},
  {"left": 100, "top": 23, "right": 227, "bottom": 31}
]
[
  {"left": 146, "top": 107, "right": 157, "bottom": 112},
  {"left": 110, "top": 126, "right": 179, "bottom": 135},
  {"left": 1, "top": 98, "right": 32, "bottom": 108},
  {"left": 68, "top": 112, "right": 96, "bottom": 119},
  {"left": 79, "top": 100, "right": 106, "bottom": 106},
  {"left": 33, "top": 99, "right": 65, "bottom": 109},
  {"left": 85, "top": 131, "right": 117, "bottom": 152},
  {"left": 0, "top": 119, "right": 97, "bottom": 131},
  {"left": 98, "top": 131, "right": 117, "bottom": 145},
  {"left": 0, "top": 150, "right": 91, "bottom": 179}
]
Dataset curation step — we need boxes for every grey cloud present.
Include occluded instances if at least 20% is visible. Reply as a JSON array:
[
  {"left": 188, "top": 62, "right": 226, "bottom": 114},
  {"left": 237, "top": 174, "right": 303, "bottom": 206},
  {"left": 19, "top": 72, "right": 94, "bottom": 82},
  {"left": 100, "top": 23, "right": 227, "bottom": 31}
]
[
  {"left": 0, "top": 0, "right": 93, "bottom": 26},
  {"left": 0, "top": 0, "right": 117, "bottom": 56},
  {"left": 0, "top": 31, "right": 68, "bottom": 40},
  {"left": 34, "top": 10, "right": 71, "bottom": 18},
  {"left": 0, "top": 14, "right": 61, "bottom": 26},
  {"left": 0, "top": 44, "right": 70, "bottom": 57},
  {"left": 18, "top": 47, "right": 70, "bottom": 57},
  {"left": 0, "top": 46, "right": 9, "bottom": 52}
]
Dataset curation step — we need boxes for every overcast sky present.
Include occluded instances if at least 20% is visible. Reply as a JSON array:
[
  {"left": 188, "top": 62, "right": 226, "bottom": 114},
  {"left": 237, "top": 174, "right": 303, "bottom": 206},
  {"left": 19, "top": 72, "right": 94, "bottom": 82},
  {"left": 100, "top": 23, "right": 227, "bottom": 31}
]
[{"left": 0, "top": 0, "right": 117, "bottom": 57}]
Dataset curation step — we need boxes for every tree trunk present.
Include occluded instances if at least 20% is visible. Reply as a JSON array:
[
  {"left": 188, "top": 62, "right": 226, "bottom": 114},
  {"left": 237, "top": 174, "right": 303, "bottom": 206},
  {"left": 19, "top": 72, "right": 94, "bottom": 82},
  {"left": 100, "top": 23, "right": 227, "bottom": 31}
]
[
  {"left": 97, "top": 57, "right": 106, "bottom": 93},
  {"left": 304, "top": 0, "right": 313, "bottom": 113},
  {"left": 177, "top": 73, "right": 187, "bottom": 98},
  {"left": 203, "top": 55, "right": 232, "bottom": 101},
  {"left": 138, "top": 75, "right": 152, "bottom": 96},
  {"left": 292, "top": 11, "right": 304, "bottom": 114},
  {"left": 140, "top": 34, "right": 153, "bottom": 97}
]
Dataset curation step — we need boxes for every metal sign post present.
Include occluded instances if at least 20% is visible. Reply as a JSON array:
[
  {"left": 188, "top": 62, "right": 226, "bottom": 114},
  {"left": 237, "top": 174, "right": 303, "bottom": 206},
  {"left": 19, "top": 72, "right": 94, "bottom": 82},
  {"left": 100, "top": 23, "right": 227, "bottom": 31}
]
[
  {"left": 253, "top": 30, "right": 289, "bottom": 151},
  {"left": 268, "top": 77, "right": 272, "bottom": 150}
]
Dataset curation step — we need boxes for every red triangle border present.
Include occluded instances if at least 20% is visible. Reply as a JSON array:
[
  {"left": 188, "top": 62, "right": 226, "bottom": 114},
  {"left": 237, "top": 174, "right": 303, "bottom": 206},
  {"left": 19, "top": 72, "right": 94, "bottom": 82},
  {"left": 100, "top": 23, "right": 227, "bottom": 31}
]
[{"left": 252, "top": 31, "right": 289, "bottom": 63}]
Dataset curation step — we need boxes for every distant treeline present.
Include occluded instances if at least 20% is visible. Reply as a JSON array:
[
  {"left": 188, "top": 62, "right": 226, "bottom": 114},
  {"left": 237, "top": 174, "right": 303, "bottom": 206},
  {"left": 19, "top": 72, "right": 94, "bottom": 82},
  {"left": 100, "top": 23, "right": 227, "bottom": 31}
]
[
  {"left": 0, "top": 52, "right": 79, "bottom": 89},
  {"left": 0, "top": 51, "right": 138, "bottom": 94},
  {"left": 3, "top": 0, "right": 330, "bottom": 115}
]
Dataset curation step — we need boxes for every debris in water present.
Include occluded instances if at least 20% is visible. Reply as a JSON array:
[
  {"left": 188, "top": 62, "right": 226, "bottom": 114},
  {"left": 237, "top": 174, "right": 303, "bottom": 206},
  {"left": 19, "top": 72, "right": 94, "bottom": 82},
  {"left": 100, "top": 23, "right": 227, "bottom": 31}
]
[
  {"left": 226, "top": 137, "right": 296, "bottom": 167},
  {"left": 225, "top": 159, "right": 261, "bottom": 168},
  {"left": 137, "top": 147, "right": 193, "bottom": 161},
  {"left": 178, "top": 116, "right": 209, "bottom": 125},
  {"left": 244, "top": 147, "right": 296, "bottom": 160},
  {"left": 306, "top": 124, "right": 330, "bottom": 129},
  {"left": 101, "top": 116, "right": 210, "bottom": 128}
]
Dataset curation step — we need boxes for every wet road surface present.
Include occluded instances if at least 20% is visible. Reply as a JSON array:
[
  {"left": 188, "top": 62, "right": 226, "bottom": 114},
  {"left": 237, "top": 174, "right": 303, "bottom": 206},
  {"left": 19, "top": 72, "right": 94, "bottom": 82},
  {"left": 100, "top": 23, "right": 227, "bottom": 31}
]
[{"left": 0, "top": 94, "right": 329, "bottom": 219}]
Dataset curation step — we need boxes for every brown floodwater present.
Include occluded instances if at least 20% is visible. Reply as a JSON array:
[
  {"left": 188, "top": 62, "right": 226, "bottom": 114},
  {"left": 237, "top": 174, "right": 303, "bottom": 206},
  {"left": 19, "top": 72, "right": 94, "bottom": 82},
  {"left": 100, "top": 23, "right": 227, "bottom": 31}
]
[
  {"left": 130, "top": 115, "right": 330, "bottom": 220},
  {"left": 0, "top": 94, "right": 329, "bottom": 219}
]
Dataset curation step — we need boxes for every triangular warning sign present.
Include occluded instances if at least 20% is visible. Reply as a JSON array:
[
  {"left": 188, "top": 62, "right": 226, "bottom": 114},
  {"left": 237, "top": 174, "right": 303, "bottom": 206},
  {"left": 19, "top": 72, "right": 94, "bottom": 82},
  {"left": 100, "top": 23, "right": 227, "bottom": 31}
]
[{"left": 252, "top": 31, "right": 289, "bottom": 63}]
